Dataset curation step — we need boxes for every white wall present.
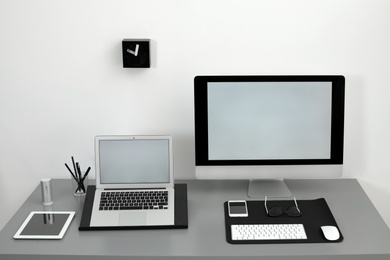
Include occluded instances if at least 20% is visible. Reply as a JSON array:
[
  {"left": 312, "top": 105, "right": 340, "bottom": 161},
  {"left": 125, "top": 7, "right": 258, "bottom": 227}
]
[{"left": 1, "top": 0, "right": 389, "bottom": 230}]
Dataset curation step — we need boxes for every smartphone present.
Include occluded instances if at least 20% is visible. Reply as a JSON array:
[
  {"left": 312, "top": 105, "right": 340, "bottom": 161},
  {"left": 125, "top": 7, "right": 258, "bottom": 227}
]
[{"left": 228, "top": 200, "right": 248, "bottom": 217}]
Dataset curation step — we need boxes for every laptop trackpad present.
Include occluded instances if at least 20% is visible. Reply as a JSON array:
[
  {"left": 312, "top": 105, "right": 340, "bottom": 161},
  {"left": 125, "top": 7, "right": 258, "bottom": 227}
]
[{"left": 119, "top": 212, "right": 147, "bottom": 226}]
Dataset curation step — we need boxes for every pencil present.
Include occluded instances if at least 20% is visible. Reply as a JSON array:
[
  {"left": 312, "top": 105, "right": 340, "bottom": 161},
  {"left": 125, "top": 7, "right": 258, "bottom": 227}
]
[{"left": 65, "top": 163, "right": 78, "bottom": 181}]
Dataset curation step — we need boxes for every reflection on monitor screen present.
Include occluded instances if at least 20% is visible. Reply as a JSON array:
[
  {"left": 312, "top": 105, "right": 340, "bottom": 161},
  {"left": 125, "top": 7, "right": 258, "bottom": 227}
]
[{"left": 194, "top": 75, "right": 345, "bottom": 197}]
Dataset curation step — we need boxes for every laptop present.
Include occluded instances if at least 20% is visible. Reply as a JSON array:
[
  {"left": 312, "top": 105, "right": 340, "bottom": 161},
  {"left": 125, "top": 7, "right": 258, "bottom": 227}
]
[{"left": 90, "top": 135, "right": 175, "bottom": 227}]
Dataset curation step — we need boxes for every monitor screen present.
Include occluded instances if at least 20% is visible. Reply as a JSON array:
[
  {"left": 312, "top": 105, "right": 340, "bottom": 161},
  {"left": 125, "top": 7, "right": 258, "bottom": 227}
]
[{"left": 194, "top": 75, "right": 345, "bottom": 197}]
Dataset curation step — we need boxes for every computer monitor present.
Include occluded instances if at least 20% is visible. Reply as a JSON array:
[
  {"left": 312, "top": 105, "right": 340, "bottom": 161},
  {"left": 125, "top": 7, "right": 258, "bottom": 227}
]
[{"left": 194, "top": 75, "right": 345, "bottom": 197}]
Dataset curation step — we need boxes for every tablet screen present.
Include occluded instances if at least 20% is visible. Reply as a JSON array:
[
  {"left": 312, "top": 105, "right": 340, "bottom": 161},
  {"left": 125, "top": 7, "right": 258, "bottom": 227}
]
[{"left": 14, "top": 211, "right": 75, "bottom": 239}]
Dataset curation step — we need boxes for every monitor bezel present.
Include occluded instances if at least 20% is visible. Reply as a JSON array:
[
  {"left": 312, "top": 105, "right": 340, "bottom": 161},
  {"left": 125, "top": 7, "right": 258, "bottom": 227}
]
[{"left": 194, "top": 75, "right": 345, "bottom": 166}]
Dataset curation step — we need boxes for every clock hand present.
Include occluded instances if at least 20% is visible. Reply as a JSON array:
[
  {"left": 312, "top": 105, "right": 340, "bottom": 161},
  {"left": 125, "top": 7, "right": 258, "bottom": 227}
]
[{"left": 127, "top": 44, "right": 139, "bottom": 56}]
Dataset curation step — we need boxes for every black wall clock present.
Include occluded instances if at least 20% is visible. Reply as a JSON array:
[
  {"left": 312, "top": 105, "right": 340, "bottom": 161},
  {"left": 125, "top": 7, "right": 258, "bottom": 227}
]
[{"left": 122, "top": 39, "right": 150, "bottom": 68}]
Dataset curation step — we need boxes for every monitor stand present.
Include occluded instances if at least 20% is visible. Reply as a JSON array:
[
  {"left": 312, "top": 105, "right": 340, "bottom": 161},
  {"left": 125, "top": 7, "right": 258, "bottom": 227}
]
[{"left": 247, "top": 179, "right": 292, "bottom": 198}]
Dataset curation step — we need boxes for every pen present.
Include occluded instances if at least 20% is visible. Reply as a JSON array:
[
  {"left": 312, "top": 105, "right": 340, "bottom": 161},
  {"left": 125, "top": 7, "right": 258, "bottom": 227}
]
[
  {"left": 82, "top": 167, "right": 91, "bottom": 182},
  {"left": 79, "top": 167, "right": 90, "bottom": 193},
  {"left": 65, "top": 163, "right": 78, "bottom": 182},
  {"left": 76, "top": 162, "right": 81, "bottom": 180},
  {"left": 75, "top": 162, "right": 85, "bottom": 193},
  {"left": 71, "top": 156, "right": 77, "bottom": 180}
]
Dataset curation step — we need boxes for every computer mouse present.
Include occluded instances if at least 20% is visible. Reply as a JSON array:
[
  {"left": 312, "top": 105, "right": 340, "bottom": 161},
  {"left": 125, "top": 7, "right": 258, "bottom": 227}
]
[{"left": 321, "top": 225, "right": 340, "bottom": 241}]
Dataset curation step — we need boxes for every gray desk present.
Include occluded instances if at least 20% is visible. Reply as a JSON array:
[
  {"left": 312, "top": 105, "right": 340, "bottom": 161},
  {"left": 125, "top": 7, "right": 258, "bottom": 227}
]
[{"left": 0, "top": 179, "right": 389, "bottom": 260}]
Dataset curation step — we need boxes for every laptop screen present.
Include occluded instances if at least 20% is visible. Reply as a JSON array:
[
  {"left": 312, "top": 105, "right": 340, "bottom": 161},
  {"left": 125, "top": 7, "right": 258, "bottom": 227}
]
[{"left": 98, "top": 139, "right": 171, "bottom": 184}]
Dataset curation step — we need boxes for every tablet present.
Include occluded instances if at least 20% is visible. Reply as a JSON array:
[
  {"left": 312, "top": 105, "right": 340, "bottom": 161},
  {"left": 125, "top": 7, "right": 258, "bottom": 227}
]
[{"left": 14, "top": 211, "right": 75, "bottom": 239}]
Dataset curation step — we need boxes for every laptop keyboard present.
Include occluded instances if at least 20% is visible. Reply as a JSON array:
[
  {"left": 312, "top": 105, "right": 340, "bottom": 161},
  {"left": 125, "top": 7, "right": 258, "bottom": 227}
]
[{"left": 99, "top": 190, "right": 169, "bottom": 211}]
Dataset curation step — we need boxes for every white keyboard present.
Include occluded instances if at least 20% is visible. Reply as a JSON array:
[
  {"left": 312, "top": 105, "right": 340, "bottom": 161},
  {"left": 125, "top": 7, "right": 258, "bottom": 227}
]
[{"left": 231, "top": 224, "right": 307, "bottom": 240}]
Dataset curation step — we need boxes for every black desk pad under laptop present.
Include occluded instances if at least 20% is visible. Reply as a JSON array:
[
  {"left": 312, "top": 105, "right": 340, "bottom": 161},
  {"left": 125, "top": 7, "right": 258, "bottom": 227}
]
[
  {"left": 224, "top": 198, "right": 343, "bottom": 244},
  {"left": 79, "top": 183, "right": 188, "bottom": 230}
]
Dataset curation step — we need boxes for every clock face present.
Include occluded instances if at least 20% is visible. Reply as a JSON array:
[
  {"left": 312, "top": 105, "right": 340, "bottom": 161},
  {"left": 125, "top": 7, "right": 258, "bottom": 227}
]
[{"left": 122, "top": 40, "right": 150, "bottom": 68}]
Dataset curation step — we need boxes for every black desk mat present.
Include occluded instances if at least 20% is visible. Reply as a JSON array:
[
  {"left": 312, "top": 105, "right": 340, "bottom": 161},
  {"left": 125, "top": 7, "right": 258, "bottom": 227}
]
[
  {"left": 224, "top": 198, "right": 343, "bottom": 244},
  {"left": 79, "top": 183, "right": 188, "bottom": 230}
]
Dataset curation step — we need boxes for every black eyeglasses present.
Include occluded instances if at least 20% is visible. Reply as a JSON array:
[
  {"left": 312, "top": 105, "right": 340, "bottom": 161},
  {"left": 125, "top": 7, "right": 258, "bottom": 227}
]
[{"left": 264, "top": 196, "right": 302, "bottom": 217}]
